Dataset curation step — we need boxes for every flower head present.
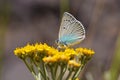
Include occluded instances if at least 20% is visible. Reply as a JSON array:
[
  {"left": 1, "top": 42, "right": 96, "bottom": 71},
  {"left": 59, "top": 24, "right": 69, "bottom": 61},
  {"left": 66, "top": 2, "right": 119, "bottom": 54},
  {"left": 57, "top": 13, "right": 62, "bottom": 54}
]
[
  {"left": 76, "top": 48, "right": 95, "bottom": 56},
  {"left": 14, "top": 43, "right": 95, "bottom": 80}
]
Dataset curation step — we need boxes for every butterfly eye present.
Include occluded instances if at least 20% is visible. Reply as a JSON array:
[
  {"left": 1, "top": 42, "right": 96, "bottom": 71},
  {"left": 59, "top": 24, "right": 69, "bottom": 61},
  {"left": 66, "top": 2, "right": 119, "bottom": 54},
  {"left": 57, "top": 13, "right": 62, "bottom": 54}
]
[
  {"left": 63, "top": 27, "right": 66, "bottom": 29},
  {"left": 55, "top": 39, "right": 59, "bottom": 44}
]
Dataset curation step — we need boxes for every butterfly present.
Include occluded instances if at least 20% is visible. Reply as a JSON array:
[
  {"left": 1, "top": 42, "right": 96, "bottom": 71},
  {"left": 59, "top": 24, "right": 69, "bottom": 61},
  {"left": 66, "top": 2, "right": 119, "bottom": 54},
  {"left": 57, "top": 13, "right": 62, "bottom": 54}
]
[{"left": 56, "top": 12, "right": 85, "bottom": 48}]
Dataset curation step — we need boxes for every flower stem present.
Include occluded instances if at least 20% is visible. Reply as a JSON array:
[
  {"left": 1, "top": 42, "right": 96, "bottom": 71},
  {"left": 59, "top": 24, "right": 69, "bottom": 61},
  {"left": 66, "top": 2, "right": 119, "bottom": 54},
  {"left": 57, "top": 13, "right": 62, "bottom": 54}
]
[
  {"left": 55, "top": 64, "right": 58, "bottom": 77},
  {"left": 41, "top": 59, "right": 48, "bottom": 80},
  {"left": 73, "top": 65, "right": 84, "bottom": 80},
  {"left": 58, "top": 65, "right": 67, "bottom": 80},
  {"left": 23, "top": 59, "right": 37, "bottom": 79},
  {"left": 50, "top": 65, "right": 55, "bottom": 80},
  {"left": 66, "top": 70, "right": 73, "bottom": 80}
]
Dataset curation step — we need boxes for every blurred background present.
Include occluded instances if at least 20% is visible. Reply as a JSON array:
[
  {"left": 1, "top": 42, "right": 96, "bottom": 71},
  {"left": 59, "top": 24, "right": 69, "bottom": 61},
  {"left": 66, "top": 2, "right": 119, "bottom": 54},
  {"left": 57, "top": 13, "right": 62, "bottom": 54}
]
[{"left": 0, "top": 0, "right": 120, "bottom": 80}]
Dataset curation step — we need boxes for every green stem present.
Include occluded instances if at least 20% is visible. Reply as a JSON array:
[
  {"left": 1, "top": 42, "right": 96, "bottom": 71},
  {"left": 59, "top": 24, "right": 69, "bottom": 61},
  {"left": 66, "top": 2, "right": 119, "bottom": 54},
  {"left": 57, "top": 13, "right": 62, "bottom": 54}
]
[
  {"left": 50, "top": 65, "right": 55, "bottom": 80},
  {"left": 34, "top": 59, "right": 47, "bottom": 80},
  {"left": 72, "top": 56, "right": 87, "bottom": 80},
  {"left": 23, "top": 59, "right": 37, "bottom": 79},
  {"left": 41, "top": 59, "right": 48, "bottom": 80},
  {"left": 30, "top": 58, "right": 37, "bottom": 75},
  {"left": 58, "top": 65, "right": 64, "bottom": 80},
  {"left": 72, "top": 69, "right": 79, "bottom": 80},
  {"left": 33, "top": 59, "right": 48, "bottom": 80},
  {"left": 37, "top": 73, "right": 41, "bottom": 80},
  {"left": 66, "top": 70, "right": 73, "bottom": 80},
  {"left": 60, "top": 0, "right": 70, "bottom": 16},
  {"left": 73, "top": 65, "right": 84, "bottom": 80},
  {"left": 58, "top": 65, "right": 67, "bottom": 80},
  {"left": 54, "top": 64, "right": 58, "bottom": 78}
]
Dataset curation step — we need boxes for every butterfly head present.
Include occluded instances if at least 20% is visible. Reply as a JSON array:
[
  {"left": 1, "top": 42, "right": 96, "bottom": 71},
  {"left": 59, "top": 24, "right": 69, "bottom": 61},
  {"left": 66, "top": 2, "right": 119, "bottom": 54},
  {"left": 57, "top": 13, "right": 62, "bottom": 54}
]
[{"left": 55, "top": 39, "right": 67, "bottom": 48}]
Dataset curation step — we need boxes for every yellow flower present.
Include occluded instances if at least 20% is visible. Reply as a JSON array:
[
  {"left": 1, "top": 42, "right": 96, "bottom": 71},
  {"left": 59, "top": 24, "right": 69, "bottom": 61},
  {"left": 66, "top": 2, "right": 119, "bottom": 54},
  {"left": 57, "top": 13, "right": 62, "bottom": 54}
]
[
  {"left": 68, "top": 60, "right": 81, "bottom": 68},
  {"left": 14, "top": 43, "right": 95, "bottom": 64},
  {"left": 14, "top": 47, "right": 25, "bottom": 58},
  {"left": 54, "top": 52, "right": 70, "bottom": 63},
  {"left": 34, "top": 43, "right": 57, "bottom": 56},
  {"left": 69, "top": 78, "right": 79, "bottom": 80},
  {"left": 35, "top": 43, "right": 50, "bottom": 51},
  {"left": 14, "top": 42, "right": 95, "bottom": 80},
  {"left": 76, "top": 48, "right": 95, "bottom": 56},
  {"left": 23, "top": 44, "right": 35, "bottom": 53},
  {"left": 43, "top": 52, "right": 70, "bottom": 64},
  {"left": 64, "top": 48, "right": 77, "bottom": 57},
  {"left": 75, "top": 78, "right": 80, "bottom": 80},
  {"left": 43, "top": 56, "right": 57, "bottom": 63}
]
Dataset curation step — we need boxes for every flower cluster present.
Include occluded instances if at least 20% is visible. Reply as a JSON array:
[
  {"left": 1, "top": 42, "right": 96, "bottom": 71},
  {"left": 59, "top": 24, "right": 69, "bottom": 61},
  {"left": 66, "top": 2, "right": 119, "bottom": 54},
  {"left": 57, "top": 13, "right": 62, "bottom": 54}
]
[{"left": 14, "top": 43, "right": 95, "bottom": 80}]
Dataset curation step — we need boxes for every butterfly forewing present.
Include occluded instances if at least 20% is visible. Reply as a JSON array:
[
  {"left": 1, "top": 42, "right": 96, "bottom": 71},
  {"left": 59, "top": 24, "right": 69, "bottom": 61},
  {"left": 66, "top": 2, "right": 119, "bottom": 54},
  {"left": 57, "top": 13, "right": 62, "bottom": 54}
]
[
  {"left": 58, "top": 12, "right": 85, "bottom": 46},
  {"left": 59, "top": 12, "right": 76, "bottom": 39}
]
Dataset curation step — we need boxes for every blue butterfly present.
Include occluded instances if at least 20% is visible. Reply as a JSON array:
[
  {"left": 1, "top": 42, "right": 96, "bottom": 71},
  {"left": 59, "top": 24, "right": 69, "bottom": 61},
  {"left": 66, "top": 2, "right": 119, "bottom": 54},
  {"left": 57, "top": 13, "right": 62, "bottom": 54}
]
[{"left": 56, "top": 12, "right": 85, "bottom": 48}]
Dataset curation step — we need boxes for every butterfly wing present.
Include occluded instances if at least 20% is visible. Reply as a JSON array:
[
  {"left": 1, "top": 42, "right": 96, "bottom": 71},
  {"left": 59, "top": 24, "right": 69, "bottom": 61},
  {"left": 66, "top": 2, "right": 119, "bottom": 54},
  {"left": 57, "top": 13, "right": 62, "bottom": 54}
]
[
  {"left": 58, "top": 12, "right": 85, "bottom": 46},
  {"left": 59, "top": 12, "right": 76, "bottom": 39}
]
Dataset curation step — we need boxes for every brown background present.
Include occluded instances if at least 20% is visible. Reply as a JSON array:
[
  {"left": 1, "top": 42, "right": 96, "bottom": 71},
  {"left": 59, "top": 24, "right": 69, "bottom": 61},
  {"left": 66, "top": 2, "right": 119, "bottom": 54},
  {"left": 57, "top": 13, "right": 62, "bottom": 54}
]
[{"left": 0, "top": 0, "right": 120, "bottom": 80}]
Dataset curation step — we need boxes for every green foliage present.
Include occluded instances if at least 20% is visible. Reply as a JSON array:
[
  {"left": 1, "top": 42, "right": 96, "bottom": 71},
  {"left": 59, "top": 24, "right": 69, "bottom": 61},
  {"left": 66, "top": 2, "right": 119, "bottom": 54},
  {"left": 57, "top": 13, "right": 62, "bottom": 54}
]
[
  {"left": 104, "top": 34, "right": 120, "bottom": 80},
  {"left": 0, "top": 1, "right": 10, "bottom": 79},
  {"left": 60, "top": 0, "right": 70, "bottom": 17}
]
